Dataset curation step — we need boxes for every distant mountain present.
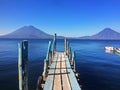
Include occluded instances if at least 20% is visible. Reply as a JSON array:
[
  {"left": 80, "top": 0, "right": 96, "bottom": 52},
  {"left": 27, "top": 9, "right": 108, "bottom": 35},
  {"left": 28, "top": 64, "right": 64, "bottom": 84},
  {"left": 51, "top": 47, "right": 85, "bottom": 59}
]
[
  {"left": 1, "top": 26, "right": 120, "bottom": 40},
  {"left": 80, "top": 28, "right": 120, "bottom": 40},
  {"left": 79, "top": 36, "right": 91, "bottom": 39},
  {"left": 0, "top": 26, "right": 64, "bottom": 39}
]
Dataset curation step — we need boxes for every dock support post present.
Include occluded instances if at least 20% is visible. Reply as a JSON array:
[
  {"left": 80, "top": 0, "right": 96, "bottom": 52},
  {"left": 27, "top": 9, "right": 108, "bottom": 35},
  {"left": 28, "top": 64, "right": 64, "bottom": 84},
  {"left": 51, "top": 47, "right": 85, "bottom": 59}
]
[
  {"left": 66, "top": 41, "right": 69, "bottom": 56},
  {"left": 54, "top": 33, "right": 56, "bottom": 53},
  {"left": 42, "top": 59, "right": 48, "bottom": 81},
  {"left": 67, "top": 42, "right": 70, "bottom": 58},
  {"left": 64, "top": 38, "right": 67, "bottom": 54},
  {"left": 18, "top": 40, "right": 28, "bottom": 90},
  {"left": 47, "top": 41, "right": 52, "bottom": 66},
  {"left": 71, "top": 51, "right": 76, "bottom": 72},
  {"left": 52, "top": 33, "right": 56, "bottom": 60},
  {"left": 74, "top": 51, "right": 76, "bottom": 72},
  {"left": 69, "top": 47, "right": 71, "bottom": 60}
]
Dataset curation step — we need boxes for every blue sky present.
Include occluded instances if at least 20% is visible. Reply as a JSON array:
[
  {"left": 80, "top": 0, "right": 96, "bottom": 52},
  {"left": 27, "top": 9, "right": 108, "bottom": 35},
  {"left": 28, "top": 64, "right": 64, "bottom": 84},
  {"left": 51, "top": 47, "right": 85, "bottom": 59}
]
[{"left": 0, "top": 0, "right": 120, "bottom": 37}]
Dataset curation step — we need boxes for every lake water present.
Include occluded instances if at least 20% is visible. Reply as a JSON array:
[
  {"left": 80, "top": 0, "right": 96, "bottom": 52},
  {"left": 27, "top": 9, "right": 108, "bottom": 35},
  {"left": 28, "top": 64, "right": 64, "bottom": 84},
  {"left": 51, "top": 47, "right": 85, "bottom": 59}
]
[{"left": 0, "top": 39, "right": 120, "bottom": 90}]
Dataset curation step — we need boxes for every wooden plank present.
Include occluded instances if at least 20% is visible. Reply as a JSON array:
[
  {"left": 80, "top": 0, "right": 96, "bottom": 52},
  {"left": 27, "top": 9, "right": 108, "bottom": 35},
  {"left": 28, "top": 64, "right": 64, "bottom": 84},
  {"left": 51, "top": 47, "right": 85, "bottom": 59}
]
[
  {"left": 53, "top": 53, "right": 62, "bottom": 90},
  {"left": 65, "top": 56, "right": 81, "bottom": 90},
  {"left": 43, "top": 53, "right": 58, "bottom": 90},
  {"left": 61, "top": 53, "right": 71, "bottom": 90}
]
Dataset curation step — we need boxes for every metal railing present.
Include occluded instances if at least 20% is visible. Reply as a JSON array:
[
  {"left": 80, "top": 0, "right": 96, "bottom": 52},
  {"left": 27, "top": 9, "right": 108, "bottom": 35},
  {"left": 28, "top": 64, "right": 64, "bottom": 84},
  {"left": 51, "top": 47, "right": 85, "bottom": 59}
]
[{"left": 42, "top": 33, "right": 56, "bottom": 81}]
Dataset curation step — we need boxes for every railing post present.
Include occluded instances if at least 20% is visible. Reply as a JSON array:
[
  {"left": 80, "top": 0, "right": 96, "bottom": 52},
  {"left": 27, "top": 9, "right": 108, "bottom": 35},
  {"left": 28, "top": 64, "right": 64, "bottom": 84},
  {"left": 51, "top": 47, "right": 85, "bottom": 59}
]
[
  {"left": 49, "top": 52, "right": 52, "bottom": 66},
  {"left": 42, "top": 59, "right": 48, "bottom": 81},
  {"left": 47, "top": 41, "right": 52, "bottom": 66},
  {"left": 66, "top": 41, "right": 69, "bottom": 56},
  {"left": 51, "top": 42, "right": 54, "bottom": 61},
  {"left": 71, "top": 51, "right": 74, "bottom": 66},
  {"left": 69, "top": 47, "right": 71, "bottom": 60},
  {"left": 68, "top": 43, "right": 70, "bottom": 58},
  {"left": 18, "top": 40, "right": 28, "bottom": 90},
  {"left": 51, "top": 33, "right": 57, "bottom": 59},
  {"left": 54, "top": 33, "right": 56, "bottom": 53},
  {"left": 73, "top": 51, "right": 76, "bottom": 72},
  {"left": 64, "top": 38, "right": 67, "bottom": 54},
  {"left": 71, "top": 51, "right": 76, "bottom": 72}
]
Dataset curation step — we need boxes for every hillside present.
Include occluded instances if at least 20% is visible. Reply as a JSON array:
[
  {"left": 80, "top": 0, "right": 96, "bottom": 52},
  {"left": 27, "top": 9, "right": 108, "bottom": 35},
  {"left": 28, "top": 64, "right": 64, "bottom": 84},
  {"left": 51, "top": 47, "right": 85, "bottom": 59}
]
[
  {"left": 80, "top": 28, "right": 120, "bottom": 40},
  {"left": 0, "top": 26, "right": 61, "bottom": 39}
]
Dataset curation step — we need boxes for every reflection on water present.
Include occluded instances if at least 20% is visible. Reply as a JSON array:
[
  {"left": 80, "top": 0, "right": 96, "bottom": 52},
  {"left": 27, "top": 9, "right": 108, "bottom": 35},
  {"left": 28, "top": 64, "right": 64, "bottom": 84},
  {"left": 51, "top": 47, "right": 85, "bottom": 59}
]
[
  {"left": 105, "top": 50, "right": 114, "bottom": 53},
  {"left": 115, "top": 52, "right": 120, "bottom": 56}
]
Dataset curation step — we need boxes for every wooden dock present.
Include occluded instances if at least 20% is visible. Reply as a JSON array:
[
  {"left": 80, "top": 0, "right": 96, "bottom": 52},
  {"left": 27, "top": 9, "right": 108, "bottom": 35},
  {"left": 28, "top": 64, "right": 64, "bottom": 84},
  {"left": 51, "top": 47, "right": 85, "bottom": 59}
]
[
  {"left": 18, "top": 34, "right": 81, "bottom": 90},
  {"left": 43, "top": 52, "right": 81, "bottom": 90}
]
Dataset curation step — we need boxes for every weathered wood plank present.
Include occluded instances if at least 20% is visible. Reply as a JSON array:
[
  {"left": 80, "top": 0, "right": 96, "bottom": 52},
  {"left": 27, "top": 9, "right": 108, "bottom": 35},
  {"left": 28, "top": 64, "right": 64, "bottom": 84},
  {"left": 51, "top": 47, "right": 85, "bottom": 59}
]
[
  {"left": 53, "top": 53, "right": 62, "bottom": 90},
  {"left": 43, "top": 53, "right": 58, "bottom": 90},
  {"left": 65, "top": 56, "right": 81, "bottom": 90},
  {"left": 61, "top": 53, "right": 71, "bottom": 90}
]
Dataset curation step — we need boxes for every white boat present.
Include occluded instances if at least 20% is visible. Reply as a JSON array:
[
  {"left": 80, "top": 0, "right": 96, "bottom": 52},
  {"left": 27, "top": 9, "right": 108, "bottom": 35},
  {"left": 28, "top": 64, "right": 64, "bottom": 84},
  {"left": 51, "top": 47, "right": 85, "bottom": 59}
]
[
  {"left": 114, "top": 48, "right": 120, "bottom": 53},
  {"left": 105, "top": 46, "right": 114, "bottom": 51}
]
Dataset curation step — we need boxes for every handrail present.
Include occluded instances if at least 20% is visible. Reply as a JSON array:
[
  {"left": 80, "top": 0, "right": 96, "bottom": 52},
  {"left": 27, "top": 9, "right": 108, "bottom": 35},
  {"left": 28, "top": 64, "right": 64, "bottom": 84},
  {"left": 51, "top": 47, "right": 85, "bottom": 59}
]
[
  {"left": 51, "top": 33, "right": 56, "bottom": 59},
  {"left": 46, "top": 41, "right": 52, "bottom": 65},
  {"left": 64, "top": 38, "right": 76, "bottom": 72},
  {"left": 42, "top": 33, "right": 56, "bottom": 81}
]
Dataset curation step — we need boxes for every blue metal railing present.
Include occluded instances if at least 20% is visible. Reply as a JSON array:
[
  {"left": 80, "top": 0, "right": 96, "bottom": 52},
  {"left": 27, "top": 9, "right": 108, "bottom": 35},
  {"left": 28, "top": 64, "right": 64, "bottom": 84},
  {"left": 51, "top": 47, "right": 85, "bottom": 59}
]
[{"left": 42, "top": 34, "right": 56, "bottom": 81}]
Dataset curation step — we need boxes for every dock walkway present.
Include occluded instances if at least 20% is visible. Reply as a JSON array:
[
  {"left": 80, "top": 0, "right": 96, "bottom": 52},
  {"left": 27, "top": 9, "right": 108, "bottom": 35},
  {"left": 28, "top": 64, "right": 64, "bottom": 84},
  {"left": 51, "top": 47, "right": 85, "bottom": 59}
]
[
  {"left": 18, "top": 34, "right": 81, "bottom": 90},
  {"left": 44, "top": 52, "right": 81, "bottom": 90}
]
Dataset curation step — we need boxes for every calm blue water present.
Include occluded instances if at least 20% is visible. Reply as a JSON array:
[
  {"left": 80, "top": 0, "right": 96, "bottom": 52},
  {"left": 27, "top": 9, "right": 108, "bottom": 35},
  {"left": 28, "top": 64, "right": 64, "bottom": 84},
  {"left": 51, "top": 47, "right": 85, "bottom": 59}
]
[{"left": 0, "top": 39, "right": 120, "bottom": 90}]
